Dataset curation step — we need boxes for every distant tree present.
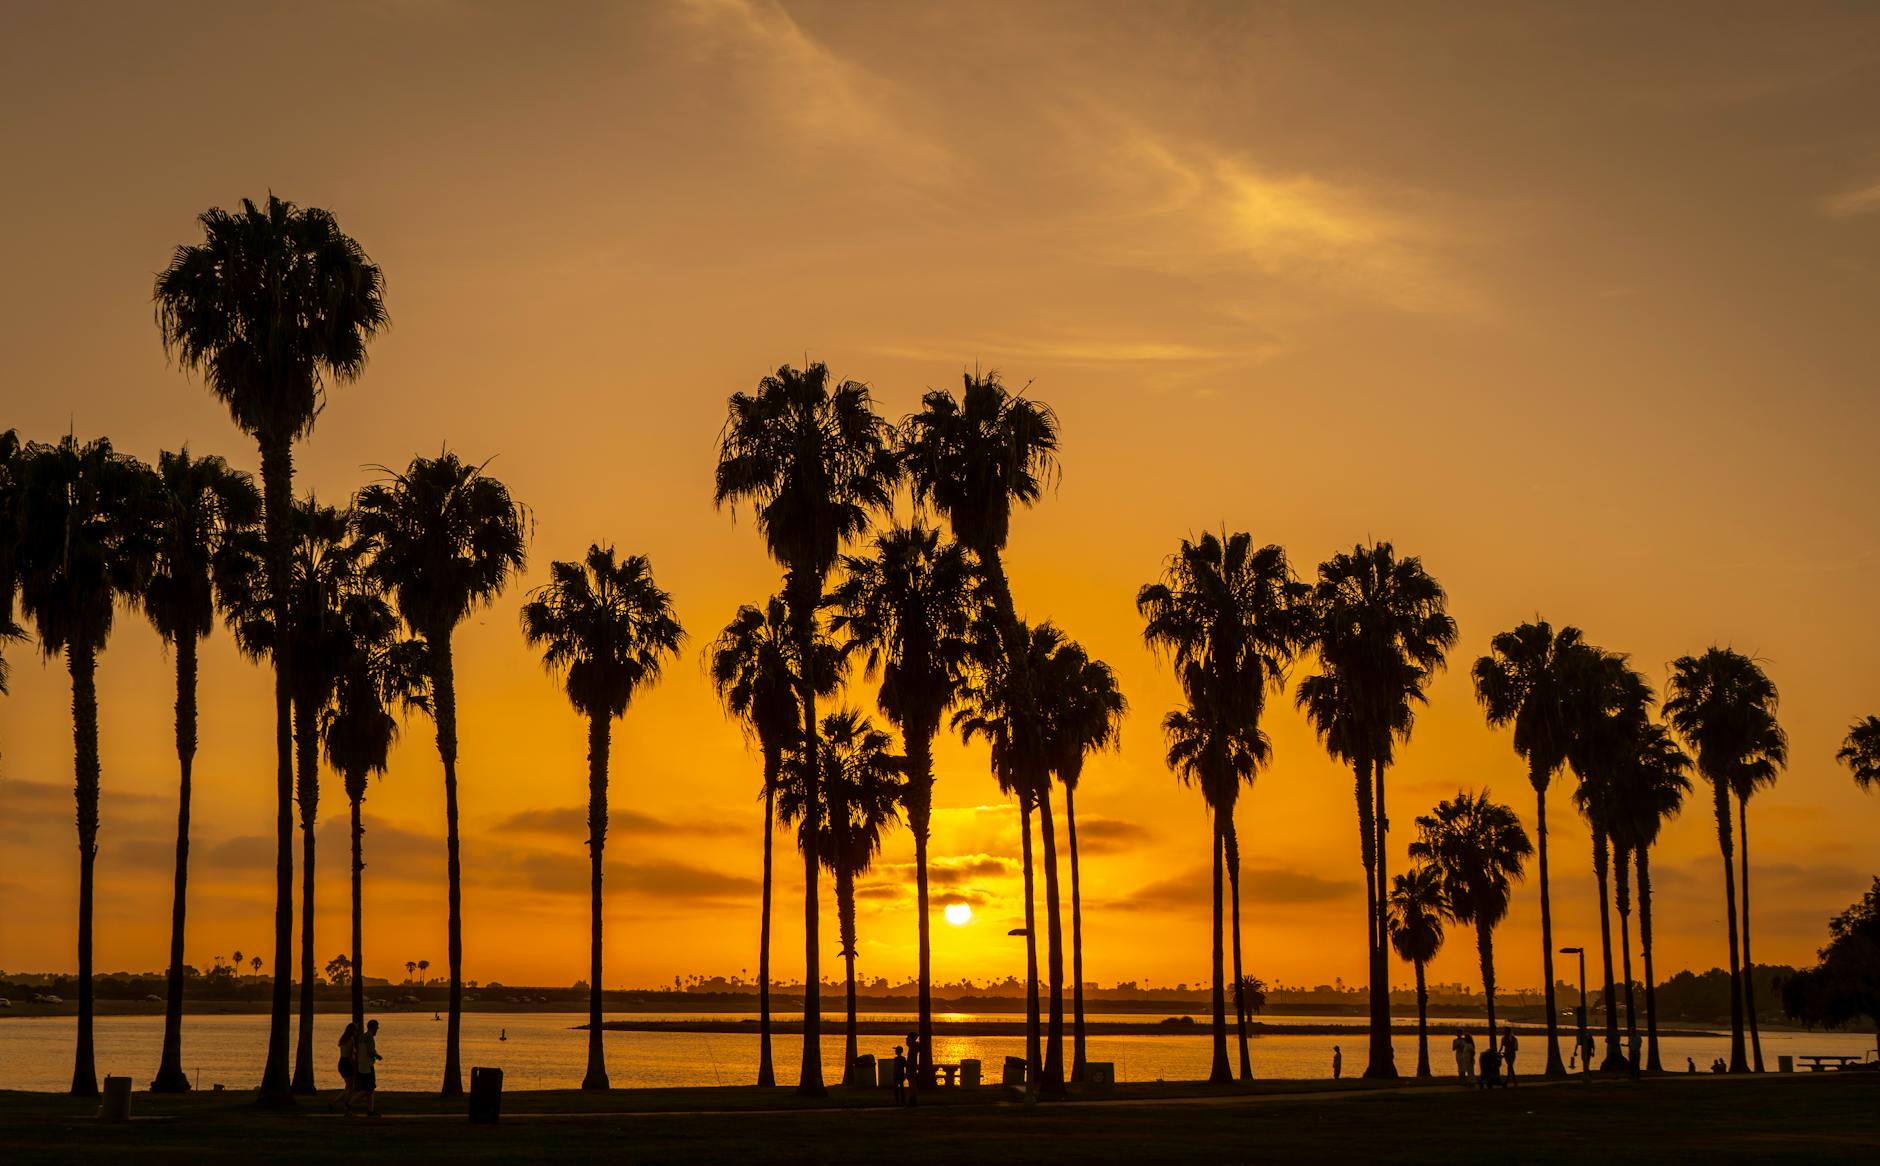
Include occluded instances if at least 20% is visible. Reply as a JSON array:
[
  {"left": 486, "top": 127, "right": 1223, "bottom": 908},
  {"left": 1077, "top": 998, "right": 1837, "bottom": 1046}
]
[
  {"left": 251, "top": 956, "right": 261, "bottom": 977},
  {"left": 1780, "top": 878, "right": 1880, "bottom": 1060},
  {"left": 1388, "top": 864, "right": 1447, "bottom": 1078},
  {"left": 1409, "top": 790, "right": 1531, "bottom": 1039},
  {"left": 418, "top": 959, "right": 430, "bottom": 987},
  {"left": 522, "top": 544, "right": 684, "bottom": 1090},
  {"left": 325, "top": 954, "right": 353, "bottom": 987},
  {"left": 1235, "top": 975, "right": 1268, "bottom": 1024},
  {"left": 406, "top": 961, "right": 417, "bottom": 984}
]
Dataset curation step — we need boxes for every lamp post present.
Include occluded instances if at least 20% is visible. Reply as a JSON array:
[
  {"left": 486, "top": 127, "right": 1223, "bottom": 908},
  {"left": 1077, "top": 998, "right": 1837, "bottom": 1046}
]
[
  {"left": 1560, "top": 946, "right": 1588, "bottom": 1080},
  {"left": 1009, "top": 928, "right": 1036, "bottom": 1102}
]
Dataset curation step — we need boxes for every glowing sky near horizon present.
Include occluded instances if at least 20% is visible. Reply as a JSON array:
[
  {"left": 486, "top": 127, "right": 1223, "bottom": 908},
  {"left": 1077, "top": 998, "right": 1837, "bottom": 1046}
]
[{"left": 1, "top": 1, "right": 1877, "bottom": 997}]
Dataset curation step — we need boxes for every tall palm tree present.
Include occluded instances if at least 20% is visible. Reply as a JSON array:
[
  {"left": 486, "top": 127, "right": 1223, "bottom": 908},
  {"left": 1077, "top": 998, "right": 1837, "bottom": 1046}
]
[
  {"left": 1840, "top": 717, "right": 1880, "bottom": 800},
  {"left": 142, "top": 449, "right": 260, "bottom": 1092},
  {"left": 1662, "top": 647, "right": 1783, "bottom": 1073},
  {"left": 522, "top": 545, "right": 684, "bottom": 1090},
  {"left": 708, "top": 597, "right": 842, "bottom": 1087},
  {"left": 828, "top": 523, "right": 977, "bottom": 1084},
  {"left": 1297, "top": 543, "right": 1456, "bottom": 1079},
  {"left": 1387, "top": 864, "right": 1446, "bottom": 1078},
  {"left": 155, "top": 195, "right": 386, "bottom": 1102},
  {"left": 1607, "top": 722, "right": 1690, "bottom": 1071},
  {"left": 779, "top": 710, "right": 903, "bottom": 1085},
  {"left": 1729, "top": 706, "right": 1785, "bottom": 1071},
  {"left": 353, "top": 452, "right": 529, "bottom": 1095},
  {"left": 1471, "top": 620, "right": 1594, "bottom": 1077},
  {"left": 1139, "top": 531, "right": 1302, "bottom": 1081},
  {"left": 715, "top": 362, "right": 897, "bottom": 1095},
  {"left": 1409, "top": 790, "right": 1532, "bottom": 1041},
  {"left": 1041, "top": 642, "right": 1125, "bottom": 1082},
  {"left": 12, "top": 436, "right": 160, "bottom": 1096}
]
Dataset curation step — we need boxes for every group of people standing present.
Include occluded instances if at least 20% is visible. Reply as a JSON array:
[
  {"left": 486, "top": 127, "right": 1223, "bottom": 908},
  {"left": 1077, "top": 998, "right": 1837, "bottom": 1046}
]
[
  {"left": 890, "top": 1033, "right": 924, "bottom": 1106},
  {"left": 336, "top": 1019, "right": 383, "bottom": 1115},
  {"left": 1451, "top": 1026, "right": 1519, "bottom": 1088}
]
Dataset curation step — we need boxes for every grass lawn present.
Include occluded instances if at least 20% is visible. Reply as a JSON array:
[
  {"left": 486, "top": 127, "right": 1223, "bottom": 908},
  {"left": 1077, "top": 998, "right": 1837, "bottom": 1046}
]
[{"left": 1, "top": 1074, "right": 1873, "bottom": 1163}]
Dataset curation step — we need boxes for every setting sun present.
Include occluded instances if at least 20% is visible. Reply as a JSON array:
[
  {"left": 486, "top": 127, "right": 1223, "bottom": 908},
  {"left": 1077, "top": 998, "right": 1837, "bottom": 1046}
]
[{"left": 944, "top": 902, "right": 972, "bottom": 927}]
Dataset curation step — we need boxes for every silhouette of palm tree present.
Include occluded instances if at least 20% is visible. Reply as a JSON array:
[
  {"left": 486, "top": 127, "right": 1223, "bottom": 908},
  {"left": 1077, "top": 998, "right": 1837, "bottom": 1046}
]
[
  {"left": 522, "top": 544, "right": 685, "bottom": 1091},
  {"left": 1606, "top": 721, "right": 1689, "bottom": 1071},
  {"left": 1298, "top": 543, "right": 1456, "bottom": 1080},
  {"left": 406, "top": 961, "right": 417, "bottom": 984},
  {"left": 0, "top": 431, "right": 21, "bottom": 724},
  {"left": 903, "top": 369, "right": 1057, "bottom": 1088},
  {"left": 1839, "top": 716, "right": 1880, "bottom": 796},
  {"left": 1662, "top": 648, "right": 1784, "bottom": 1074},
  {"left": 1388, "top": 864, "right": 1446, "bottom": 1078},
  {"left": 1040, "top": 640, "right": 1125, "bottom": 1083},
  {"left": 419, "top": 959, "right": 430, "bottom": 986},
  {"left": 353, "top": 452, "right": 529, "bottom": 1095},
  {"left": 13, "top": 436, "right": 160, "bottom": 1095},
  {"left": 1471, "top": 620, "right": 1593, "bottom": 1077},
  {"left": 1729, "top": 704, "right": 1785, "bottom": 1071},
  {"left": 1140, "top": 531, "right": 1303, "bottom": 1082},
  {"left": 142, "top": 450, "right": 259, "bottom": 1093},
  {"left": 779, "top": 710, "right": 902, "bottom": 1084},
  {"left": 715, "top": 363, "right": 897, "bottom": 1096},
  {"left": 250, "top": 955, "right": 262, "bottom": 976},
  {"left": 1409, "top": 790, "right": 1531, "bottom": 1040},
  {"left": 829, "top": 523, "right": 977, "bottom": 1085},
  {"left": 155, "top": 195, "right": 386, "bottom": 1103}
]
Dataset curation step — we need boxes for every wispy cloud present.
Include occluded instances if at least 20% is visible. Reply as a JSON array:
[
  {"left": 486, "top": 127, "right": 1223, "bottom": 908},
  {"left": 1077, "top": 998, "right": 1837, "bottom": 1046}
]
[{"left": 1822, "top": 178, "right": 1880, "bottom": 219}]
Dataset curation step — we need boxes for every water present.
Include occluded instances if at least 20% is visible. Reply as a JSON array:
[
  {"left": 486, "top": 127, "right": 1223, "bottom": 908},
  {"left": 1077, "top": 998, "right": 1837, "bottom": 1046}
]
[{"left": 1, "top": 1012, "right": 1872, "bottom": 1092}]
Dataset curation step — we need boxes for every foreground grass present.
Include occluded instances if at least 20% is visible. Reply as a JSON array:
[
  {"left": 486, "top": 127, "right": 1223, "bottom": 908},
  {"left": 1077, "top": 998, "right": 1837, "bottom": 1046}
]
[{"left": 1, "top": 1074, "right": 1873, "bottom": 1163}]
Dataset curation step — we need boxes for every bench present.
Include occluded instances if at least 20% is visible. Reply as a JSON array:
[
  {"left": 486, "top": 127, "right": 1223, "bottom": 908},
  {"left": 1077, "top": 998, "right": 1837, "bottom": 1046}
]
[{"left": 1796, "top": 1054, "right": 1864, "bottom": 1072}]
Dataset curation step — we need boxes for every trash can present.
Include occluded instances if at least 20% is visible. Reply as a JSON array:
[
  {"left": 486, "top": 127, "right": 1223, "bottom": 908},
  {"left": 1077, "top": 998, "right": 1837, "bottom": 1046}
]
[
  {"left": 100, "top": 1075, "right": 132, "bottom": 1121},
  {"left": 851, "top": 1053, "right": 876, "bottom": 1087},
  {"left": 1084, "top": 1061, "right": 1116, "bottom": 1095},
  {"left": 959, "top": 1058, "right": 982, "bottom": 1088},
  {"left": 1002, "top": 1055, "right": 1028, "bottom": 1092},
  {"left": 1777, "top": 1055, "right": 1794, "bottom": 1073},
  {"left": 469, "top": 1066, "right": 503, "bottom": 1123}
]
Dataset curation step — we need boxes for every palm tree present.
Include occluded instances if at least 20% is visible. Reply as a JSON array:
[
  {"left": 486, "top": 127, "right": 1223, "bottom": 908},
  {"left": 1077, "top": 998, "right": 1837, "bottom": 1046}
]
[
  {"left": 140, "top": 449, "right": 259, "bottom": 1092},
  {"left": 779, "top": 710, "right": 903, "bottom": 1085},
  {"left": 1139, "top": 531, "right": 1302, "bottom": 1081},
  {"left": 708, "top": 597, "right": 843, "bottom": 1087},
  {"left": 1729, "top": 705, "right": 1785, "bottom": 1071},
  {"left": 828, "top": 523, "right": 977, "bottom": 1084},
  {"left": 1041, "top": 642, "right": 1125, "bottom": 1082},
  {"left": 1608, "top": 722, "right": 1690, "bottom": 1071},
  {"left": 320, "top": 561, "right": 423, "bottom": 1038},
  {"left": 522, "top": 545, "right": 685, "bottom": 1090},
  {"left": 418, "top": 959, "right": 430, "bottom": 986},
  {"left": 1662, "top": 647, "right": 1784, "bottom": 1073},
  {"left": 1409, "top": 790, "right": 1532, "bottom": 1040},
  {"left": 155, "top": 195, "right": 387, "bottom": 1103},
  {"left": 0, "top": 430, "right": 22, "bottom": 740},
  {"left": 1297, "top": 543, "right": 1456, "bottom": 1080},
  {"left": 715, "top": 362, "right": 897, "bottom": 1095},
  {"left": 1387, "top": 865, "right": 1446, "bottom": 1078},
  {"left": 12, "top": 436, "right": 160, "bottom": 1095},
  {"left": 1470, "top": 620, "right": 1594, "bottom": 1077},
  {"left": 406, "top": 961, "right": 417, "bottom": 984},
  {"left": 1840, "top": 717, "right": 1880, "bottom": 800},
  {"left": 353, "top": 452, "right": 529, "bottom": 1095}
]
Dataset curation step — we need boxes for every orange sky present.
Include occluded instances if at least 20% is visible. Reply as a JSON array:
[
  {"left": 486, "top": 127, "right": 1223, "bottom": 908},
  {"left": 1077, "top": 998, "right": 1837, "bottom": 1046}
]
[{"left": 2, "top": 1, "right": 1877, "bottom": 997}]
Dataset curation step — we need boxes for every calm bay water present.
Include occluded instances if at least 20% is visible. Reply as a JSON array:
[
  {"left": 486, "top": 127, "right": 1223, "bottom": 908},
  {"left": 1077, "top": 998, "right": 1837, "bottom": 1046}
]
[{"left": 2, "top": 1012, "right": 1873, "bottom": 1092}]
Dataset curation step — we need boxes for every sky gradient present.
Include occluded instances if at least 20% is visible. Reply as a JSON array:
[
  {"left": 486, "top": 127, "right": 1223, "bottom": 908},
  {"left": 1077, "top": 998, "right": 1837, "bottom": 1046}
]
[{"left": 2, "top": 1, "right": 1877, "bottom": 997}]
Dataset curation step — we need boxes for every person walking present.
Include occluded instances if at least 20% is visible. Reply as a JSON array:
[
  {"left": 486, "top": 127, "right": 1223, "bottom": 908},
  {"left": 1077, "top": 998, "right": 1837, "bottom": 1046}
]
[
  {"left": 1500, "top": 1028, "right": 1519, "bottom": 1086},
  {"left": 336, "top": 1022, "right": 359, "bottom": 1113},
  {"left": 1332, "top": 1045, "right": 1343, "bottom": 1080},
  {"left": 892, "top": 1046, "right": 908, "bottom": 1105},
  {"left": 354, "top": 1018, "right": 383, "bottom": 1116}
]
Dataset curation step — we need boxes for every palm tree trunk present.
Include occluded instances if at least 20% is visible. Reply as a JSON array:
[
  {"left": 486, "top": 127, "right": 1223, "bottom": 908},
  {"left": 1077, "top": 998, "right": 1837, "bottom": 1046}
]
[
  {"left": 1067, "top": 784, "right": 1088, "bottom": 1085},
  {"left": 907, "top": 729, "right": 936, "bottom": 1089},
  {"left": 431, "top": 629, "right": 466, "bottom": 1096},
  {"left": 1037, "top": 779, "right": 1067, "bottom": 1096},
  {"left": 1225, "top": 815, "right": 1252, "bottom": 1081},
  {"left": 839, "top": 866, "right": 859, "bottom": 1086},
  {"left": 1712, "top": 781, "right": 1747, "bottom": 1072},
  {"left": 257, "top": 437, "right": 295, "bottom": 1104},
  {"left": 1019, "top": 792, "right": 1042, "bottom": 1094},
  {"left": 583, "top": 713, "right": 610, "bottom": 1091},
  {"left": 1531, "top": 770, "right": 1565, "bottom": 1076},
  {"left": 1414, "top": 959, "right": 1431, "bottom": 1078},
  {"left": 1369, "top": 758, "right": 1395, "bottom": 1079},
  {"left": 1592, "top": 828, "right": 1620, "bottom": 1071},
  {"left": 1638, "top": 846, "right": 1663, "bottom": 1072},
  {"left": 1477, "top": 924, "right": 1498, "bottom": 1042},
  {"left": 350, "top": 788, "right": 365, "bottom": 1036},
  {"left": 1737, "top": 795, "right": 1763, "bottom": 1071},
  {"left": 1208, "top": 814, "right": 1231, "bottom": 1084},
  {"left": 757, "top": 745, "right": 779, "bottom": 1088},
  {"left": 1616, "top": 846, "right": 1638, "bottom": 1077},
  {"left": 1352, "top": 758, "right": 1385, "bottom": 1080},
  {"left": 152, "top": 634, "right": 197, "bottom": 1092},
  {"left": 792, "top": 595, "right": 826, "bottom": 1098},
  {"left": 292, "top": 694, "right": 319, "bottom": 1094},
  {"left": 69, "top": 643, "right": 101, "bottom": 1097}
]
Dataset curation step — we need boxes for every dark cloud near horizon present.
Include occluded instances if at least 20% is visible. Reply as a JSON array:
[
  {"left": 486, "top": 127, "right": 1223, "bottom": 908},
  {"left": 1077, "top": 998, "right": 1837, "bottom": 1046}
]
[
  {"left": 1105, "top": 863, "right": 1357, "bottom": 912},
  {"left": 496, "top": 804, "right": 742, "bottom": 840}
]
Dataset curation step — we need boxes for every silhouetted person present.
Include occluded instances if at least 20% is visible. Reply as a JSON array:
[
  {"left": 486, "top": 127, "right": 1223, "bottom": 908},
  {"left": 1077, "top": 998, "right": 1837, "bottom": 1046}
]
[
  {"left": 892, "top": 1045, "right": 907, "bottom": 1105},
  {"left": 904, "top": 1032, "right": 921, "bottom": 1107},
  {"left": 1710, "top": 1057, "right": 1726, "bottom": 1074},
  {"left": 337, "top": 1022, "right": 359, "bottom": 1113},
  {"left": 1500, "top": 1028, "right": 1519, "bottom": 1085},
  {"left": 1332, "top": 1045, "right": 1342, "bottom": 1080},
  {"left": 354, "top": 1019, "right": 382, "bottom": 1115},
  {"left": 1451, "top": 1031, "right": 1472, "bottom": 1081},
  {"left": 1479, "top": 1027, "right": 1501, "bottom": 1090},
  {"left": 1687, "top": 1056, "right": 1697, "bottom": 1074}
]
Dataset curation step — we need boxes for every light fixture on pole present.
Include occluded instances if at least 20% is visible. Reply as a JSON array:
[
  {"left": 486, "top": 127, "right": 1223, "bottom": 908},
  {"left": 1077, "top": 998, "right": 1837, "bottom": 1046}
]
[{"left": 1560, "top": 946, "right": 1589, "bottom": 1080}]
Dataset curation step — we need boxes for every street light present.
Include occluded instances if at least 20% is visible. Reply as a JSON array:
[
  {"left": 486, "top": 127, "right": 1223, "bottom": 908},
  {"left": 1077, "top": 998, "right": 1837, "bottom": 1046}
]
[
  {"left": 1560, "top": 946, "right": 1588, "bottom": 1080},
  {"left": 1008, "top": 928, "right": 1036, "bottom": 1102}
]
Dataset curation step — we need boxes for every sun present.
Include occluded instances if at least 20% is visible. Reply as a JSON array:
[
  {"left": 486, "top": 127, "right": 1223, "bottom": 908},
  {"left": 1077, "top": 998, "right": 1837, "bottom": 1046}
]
[{"left": 944, "top": 902, "right": 972, "bottom": 927}]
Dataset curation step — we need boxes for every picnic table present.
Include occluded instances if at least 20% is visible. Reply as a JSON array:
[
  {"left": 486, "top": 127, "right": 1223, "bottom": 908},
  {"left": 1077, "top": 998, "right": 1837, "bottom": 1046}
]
[
  {"left": 1796, "top": 1054, "right": 1865, "bottom": 1072},
  {"left": 934, "top": 1062, "right": 962, "bottom": 1087}
]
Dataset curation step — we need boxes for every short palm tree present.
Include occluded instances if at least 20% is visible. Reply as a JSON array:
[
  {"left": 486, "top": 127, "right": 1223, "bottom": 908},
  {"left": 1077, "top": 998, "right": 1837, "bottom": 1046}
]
[
  {"left": 1729, "top": 705, "right": 1785, "bottom": 1071},
  {"left": 1409, "top": 790, "right": 1531, "bottom": 1040},
  {"left": 715, "top": 362, "right": 897, "bottom": 1096},
  {"left": 1041, "top": 642, "right": 1125, "bottom": 1083},
  {"left": 828, "top": 523, "right": 976, "bottom": 1084},
  {"left": 1662, "top": 647, "right": 1784, "bottom": 1073},
  {"left": 1471, "top": 620, "right": 1595, "bottom": 1077},
  {"left": 1607, "top": 722, "right": 1690, "bottom": 1071},
  {"left": 1840, "top": 716, "right": 1880, "bottom": 799},
  {"left": 1388, "top": 864, "right": 1447, "bottom": 1078},
  {"left": 13, "top": 436, "right": 160, "bottom": 1095},
  {"left": 1139, "top": 531, "right": 1302, "bottom": 1081},
  {"left": 155, "top": 195, "right": 386, "bottom": 1102},
  {"left": 708, "top": 596, "right": 842, "bottom": 1087},
  {"left": 778, "top": 710, "right": 903, "bottom": 1084},
  {"left": 353, "top": 452, "right": 529, "bottom": 1095},
  {"left": 142, "top": 449, "right": 260, "bottom": 1093},
  {"left": 522, "top": 545, "right": 684, "bottom": 1090},
  {"left": 1297, "top": 543, "right": 1456, "bottom": 1079}
]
